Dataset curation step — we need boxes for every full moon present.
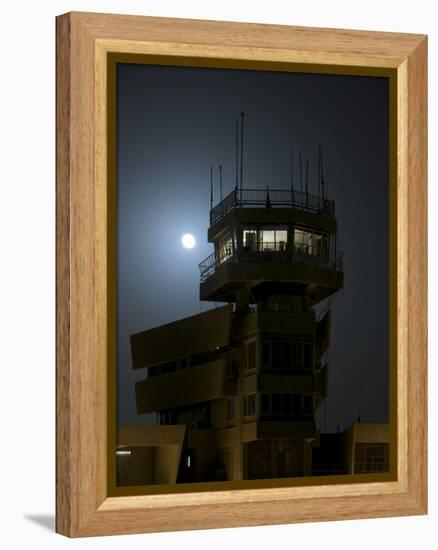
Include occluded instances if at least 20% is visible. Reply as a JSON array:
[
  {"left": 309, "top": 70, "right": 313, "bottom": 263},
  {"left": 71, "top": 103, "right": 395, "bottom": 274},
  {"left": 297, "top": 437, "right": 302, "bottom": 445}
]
[{"left": 182, "top": 233, "right": 196, "bottom": 249}]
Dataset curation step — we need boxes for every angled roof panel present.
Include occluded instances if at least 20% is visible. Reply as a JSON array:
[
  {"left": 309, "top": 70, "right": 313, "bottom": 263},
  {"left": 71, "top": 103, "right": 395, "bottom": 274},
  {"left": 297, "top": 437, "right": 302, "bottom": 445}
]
[{"left": 131, "top": 304, "right": 233, "bottom": 369}]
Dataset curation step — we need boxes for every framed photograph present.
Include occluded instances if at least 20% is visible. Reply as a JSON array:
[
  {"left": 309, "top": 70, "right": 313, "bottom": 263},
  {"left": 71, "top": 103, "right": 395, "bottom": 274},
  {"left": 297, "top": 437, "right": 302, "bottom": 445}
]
[{"left": 56, "top": 12, "right": 427, "bottom": 537}]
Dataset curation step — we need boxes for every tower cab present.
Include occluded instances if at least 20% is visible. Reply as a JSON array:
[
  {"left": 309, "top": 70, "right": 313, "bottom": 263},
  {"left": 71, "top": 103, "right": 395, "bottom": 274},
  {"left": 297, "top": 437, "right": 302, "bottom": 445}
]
[{"left": 199, "top": 187, "right": 343, "bottom": 306}]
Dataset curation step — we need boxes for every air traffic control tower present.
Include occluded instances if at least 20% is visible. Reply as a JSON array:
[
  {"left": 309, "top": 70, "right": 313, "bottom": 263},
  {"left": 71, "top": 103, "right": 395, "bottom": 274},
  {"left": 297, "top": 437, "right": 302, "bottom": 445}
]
[{"left": 130, "top": 178, "right": 343, "bottom": 483}]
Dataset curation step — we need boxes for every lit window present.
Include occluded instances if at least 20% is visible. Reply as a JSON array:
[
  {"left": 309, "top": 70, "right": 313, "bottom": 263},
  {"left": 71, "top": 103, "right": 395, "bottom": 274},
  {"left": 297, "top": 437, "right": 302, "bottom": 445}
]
[
  {"left": 261, "top": 229, "right": 275, "bottom": 250},
  {"left": 217, "top": 232, "right": 234, "bottom": 264},
  {"left": 243, "top": 229, "right": 257, "bottom": 250},
  {"left": 276, "top": 230, "right": 288, "bottom": 250},
  {"left": 243, "top": 226, "right": 289, "bottom": 252},
  {"left": 294, "top": 227, "right": 327, "bottom": 256},
  {"left": 260, "top": 227, "right": 288, "bottom": 251}
]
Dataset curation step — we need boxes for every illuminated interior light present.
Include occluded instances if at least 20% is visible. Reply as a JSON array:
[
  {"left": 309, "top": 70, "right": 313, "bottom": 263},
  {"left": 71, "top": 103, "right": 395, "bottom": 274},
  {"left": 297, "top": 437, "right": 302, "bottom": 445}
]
[{"left": 116, "top": 449, "right": 132, "bottom": 456}]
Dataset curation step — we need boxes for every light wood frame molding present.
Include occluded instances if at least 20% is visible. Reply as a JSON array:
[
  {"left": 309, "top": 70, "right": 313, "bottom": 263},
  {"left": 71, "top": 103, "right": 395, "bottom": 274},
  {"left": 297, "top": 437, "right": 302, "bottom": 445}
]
[{"left": 56, "top": 11, "right": 427, "bottom": 537}]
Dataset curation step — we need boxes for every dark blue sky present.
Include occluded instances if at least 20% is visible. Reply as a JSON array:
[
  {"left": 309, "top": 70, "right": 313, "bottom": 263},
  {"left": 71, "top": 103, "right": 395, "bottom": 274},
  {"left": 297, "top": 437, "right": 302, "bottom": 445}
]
[{"left": 116, "top": 63, "right": 389, "bottom": 432}]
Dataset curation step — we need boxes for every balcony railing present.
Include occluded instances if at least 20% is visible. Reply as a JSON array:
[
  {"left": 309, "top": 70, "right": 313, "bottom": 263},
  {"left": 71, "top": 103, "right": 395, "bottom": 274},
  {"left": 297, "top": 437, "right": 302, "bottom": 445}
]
[
  {"left": 199, "top": 242, "right": 343, "bottom": 282},
  {"left": 210, "top": 188, "right": 335, "bottom": 225}
]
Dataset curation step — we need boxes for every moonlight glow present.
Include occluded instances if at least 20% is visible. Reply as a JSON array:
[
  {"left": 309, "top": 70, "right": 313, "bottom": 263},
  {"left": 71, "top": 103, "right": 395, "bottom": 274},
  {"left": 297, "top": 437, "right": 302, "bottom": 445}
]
[{"left": 182, "top": 233, "right": 196, "bottom": 249}]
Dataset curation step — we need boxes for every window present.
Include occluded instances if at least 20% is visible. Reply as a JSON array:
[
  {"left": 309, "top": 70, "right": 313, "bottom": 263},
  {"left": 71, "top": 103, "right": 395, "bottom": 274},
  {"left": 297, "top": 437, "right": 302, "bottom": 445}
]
[
  {"left": 262, "top": 341, "right": 270, "bottom": 369},
  {"left": 276, "top": 230, "right": 288, "bottom": 250},
  {"left": 292, "top": 336, "right": 313, "bottom": 370},
  {"left": 246, "top": 341, "right": 257, "bottom": 370},
  {"left": 354, "top": 443, "right": 389, "bottom": 474},
  {"left": 215, "top": 232, "right": 234, "bottom": 264},
  {"left": 261, "top": 394, "right": 270, "bottom": 415},
  {"left": 244, "top": 393, "right": 256, "bottom": 418},
  {"left": 282, "top": 340, "right": 292, "bottom": 368},
  {"left": 267, "top": 393, "right": 306, "bottom": 417},
  {"left": 271, "top": 393, "right": 282, "bottom": 416},
  {"left": 292, "top": 341, "right": 301, "bottom": 368},
  {"left": 282, "top": 393, "right": 292, "bottom": 416},
  {"left": 272, "top": 341, "right": 282, "bottom": 368},
  {"left": 227, "top": 399, "right": 235, "bottom": 423},
  {"left": 260, "top": 332, "right": 313, "bottom": 371},
  {"left": 303, "top": 343, "right": 313, "bottom": 369},
  {"left": 242, "top": 226, "right": 289, "bottom": 252},
  {"left": 294, "top": 227, "right": 328, "bottom": 257},
  {"left": 217, "top": 232, "right": 234, "bottom": 264},
  {"left": 243, "top": 229, "right": 257, "bottom": 250},
  {"left": 260, "top": 229, "right": 275, "bottom": 250},
  {"left": 303, "top": 395, "right": 313, "bottom": 415},
  {"left": 292, "top": 394, "right": 302, "bottom": 416},
  {"left": 260, "top": 226, "right": 288, "bottom": 251}
]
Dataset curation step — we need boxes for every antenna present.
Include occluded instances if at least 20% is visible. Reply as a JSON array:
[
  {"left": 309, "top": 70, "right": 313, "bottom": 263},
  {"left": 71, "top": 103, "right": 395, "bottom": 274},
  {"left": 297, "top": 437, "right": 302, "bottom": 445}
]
[
  {"left": 318, "top": 143, "right": 321, "bottom": 202},
  {"left": 235, "top": 117, "right": 239, "bottom": 192},
  {"left": 320, "top": 145, "right": 325, "bottom": 201},
  {"left": 290, "top": 145, "right": 295, "bottom": 204},
  {"left": 240, "top": 111, "right": 245, "bottom": 198},
  {"left": 210, "top": 166, "right": 213, "bottom": 210},
  {"left": 265, "top": 185, "right": 271, "bottom": 209},
  {"left": 299, "top": 152, "right": 303, "bottom": 199},
  {"left": 357, "top": 382, "right": 363, "bottom": 424},
  {"left": 306, "top": 158, "right": 309, "bottom": 208},
  {"left": 219, "top": 164, "right": 223, "bottom": 202}
]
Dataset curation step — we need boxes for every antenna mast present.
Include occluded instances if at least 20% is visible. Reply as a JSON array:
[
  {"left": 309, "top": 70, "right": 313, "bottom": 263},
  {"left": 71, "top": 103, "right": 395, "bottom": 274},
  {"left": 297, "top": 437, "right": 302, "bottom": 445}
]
[
  {"left": 318, "top": 143, "right": 321, "bottom": 202},
  {"left": 320, "top": 145, "right": 325, "bottom": 201},
  {"left": 240, "top": 111, "right": 245, "bottom": 199},
  {"left": 235, "top": 117, "right": 239, "bottom": 193},
  {"left": 219, "top": 164, "right": 223, "bottom": 202},
  {"left": 210, "top": 166, "right": 213, "bottom": 210},
  {"left": 306, "top": 158, "right": 309, "bottom": 208},
  {"left": 290, "top": 145, "right": 295, "bottom": 204}
]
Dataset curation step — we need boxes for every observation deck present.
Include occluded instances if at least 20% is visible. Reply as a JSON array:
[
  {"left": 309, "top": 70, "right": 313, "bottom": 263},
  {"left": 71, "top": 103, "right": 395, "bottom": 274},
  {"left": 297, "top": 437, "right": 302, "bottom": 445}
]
[{"left": 199, "top": 187, "right": 343, "bottom": 303}]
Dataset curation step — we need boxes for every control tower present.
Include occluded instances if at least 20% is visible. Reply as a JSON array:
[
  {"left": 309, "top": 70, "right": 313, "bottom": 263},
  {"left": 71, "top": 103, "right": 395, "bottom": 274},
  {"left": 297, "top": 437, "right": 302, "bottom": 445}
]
[{"left": 131, "top": 179, "right": 343, "bottom": 482}]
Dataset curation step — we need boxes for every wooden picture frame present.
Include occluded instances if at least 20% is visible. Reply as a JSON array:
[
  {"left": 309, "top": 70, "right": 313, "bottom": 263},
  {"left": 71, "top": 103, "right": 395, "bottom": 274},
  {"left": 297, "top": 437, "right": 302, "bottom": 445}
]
[{"left": 56, "top": 11, "right": 427, "bottom": 537}]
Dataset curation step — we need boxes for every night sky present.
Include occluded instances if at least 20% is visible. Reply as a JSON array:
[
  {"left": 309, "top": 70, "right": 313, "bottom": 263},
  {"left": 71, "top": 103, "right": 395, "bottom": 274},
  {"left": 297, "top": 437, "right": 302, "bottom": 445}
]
[{"left": 116, "top": 62, "right": 389, "bottom": 433}]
